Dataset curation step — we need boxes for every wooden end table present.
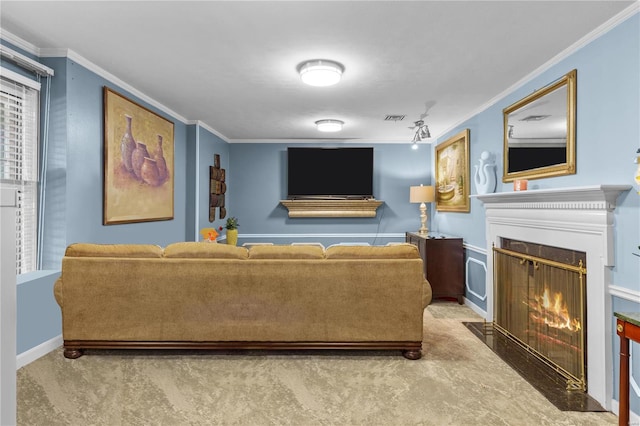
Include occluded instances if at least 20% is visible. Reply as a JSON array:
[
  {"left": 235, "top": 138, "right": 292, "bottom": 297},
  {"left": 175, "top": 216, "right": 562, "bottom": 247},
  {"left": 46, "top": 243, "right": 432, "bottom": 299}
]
[{"left": 615, "top": 312, "right": 640, "bottom": 426}]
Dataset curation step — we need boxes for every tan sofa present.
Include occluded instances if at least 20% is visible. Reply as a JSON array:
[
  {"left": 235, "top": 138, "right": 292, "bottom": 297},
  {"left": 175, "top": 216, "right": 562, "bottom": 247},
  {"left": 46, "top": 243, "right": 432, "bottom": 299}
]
[{"left": 54, "top": 242, "right": 432, "bottom": 359}]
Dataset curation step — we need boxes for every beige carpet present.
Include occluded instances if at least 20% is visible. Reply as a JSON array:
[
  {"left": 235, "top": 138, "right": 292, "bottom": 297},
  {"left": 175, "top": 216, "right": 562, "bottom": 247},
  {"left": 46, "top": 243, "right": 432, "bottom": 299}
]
[{"left": 17, "top": 302, "right": 617, "bottom": 425}]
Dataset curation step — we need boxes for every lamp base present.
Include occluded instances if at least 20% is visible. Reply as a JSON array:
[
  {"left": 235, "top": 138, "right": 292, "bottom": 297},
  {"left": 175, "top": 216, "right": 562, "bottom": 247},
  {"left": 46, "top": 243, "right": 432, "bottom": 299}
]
[{"left": 417, "top": 202, "right": 429, "bottom": 236}]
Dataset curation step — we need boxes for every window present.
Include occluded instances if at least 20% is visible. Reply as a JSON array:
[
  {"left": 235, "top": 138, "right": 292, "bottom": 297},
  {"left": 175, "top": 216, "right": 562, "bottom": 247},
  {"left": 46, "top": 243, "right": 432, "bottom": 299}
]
[{"left": 0, "top": 71, "right": 39, "bottom": 274}]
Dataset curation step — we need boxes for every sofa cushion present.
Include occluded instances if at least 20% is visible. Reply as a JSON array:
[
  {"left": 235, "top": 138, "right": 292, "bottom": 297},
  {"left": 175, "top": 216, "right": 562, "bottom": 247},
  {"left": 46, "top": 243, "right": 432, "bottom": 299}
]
[
  {"left": 248, "top": 245, "right": 325, "bottom": 259},
  {"left": 164, "top": 242, "right": 248, "bottom": 259},
  {"left": 65, "top": 243, "right": 163, "bottom": 258},
  {"left": 325, "top": 243, "right": 420, "bottom": 259}
]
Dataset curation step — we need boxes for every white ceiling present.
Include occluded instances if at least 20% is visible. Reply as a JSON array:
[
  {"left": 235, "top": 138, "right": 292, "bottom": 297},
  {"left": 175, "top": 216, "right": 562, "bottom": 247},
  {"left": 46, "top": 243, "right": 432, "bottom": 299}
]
[{"left": 0, "top": 1, "right": 635, "bottom": 144}]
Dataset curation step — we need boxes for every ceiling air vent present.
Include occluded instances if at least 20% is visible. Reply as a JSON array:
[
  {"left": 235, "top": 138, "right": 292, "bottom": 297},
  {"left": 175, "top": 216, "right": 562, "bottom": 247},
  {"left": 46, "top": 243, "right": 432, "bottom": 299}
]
[{"left": 384, "top": 115, "right": 405, "bottom": 121}]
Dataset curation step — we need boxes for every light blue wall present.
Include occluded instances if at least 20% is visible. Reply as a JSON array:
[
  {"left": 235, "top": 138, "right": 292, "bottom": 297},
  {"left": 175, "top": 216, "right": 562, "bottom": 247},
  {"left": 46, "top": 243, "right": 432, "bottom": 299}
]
[
  {"left": 433, "top": 13, "right": 640, "bottom": 409},
  {"left": 16, "top": 272, "right": 60, "bottom": 354},
  {"left": 3, "top": 45, "right": 200, "bottom": 356},
  {"left": 63, "top": 59, "right": 189, "bottom": 247},
  {"left": 185, "top": 124, "right": 198, "bottom": 240},
  {"left": 197, "top": 127, "right": 230, "bottom": 240},
  {"left": 35, "top": 57, "right": 191, "bottom": 254},
  {"left": 435, "top": 13, "right": 639, "bottom": 271},
  {"left": 228, "top": 142, "right": 431, "bottom": 246}
]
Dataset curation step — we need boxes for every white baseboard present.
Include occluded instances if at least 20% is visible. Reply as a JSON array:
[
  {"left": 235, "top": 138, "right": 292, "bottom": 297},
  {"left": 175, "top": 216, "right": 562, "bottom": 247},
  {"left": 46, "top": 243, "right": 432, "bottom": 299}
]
[
  {"left": 610, "top": 398, "right": 640, "bottom": 425},
  {"left": 463, "top": 297, "right": 487, "bottom": 320},
  {"left": 17, "top": 335, "right": 62, "bottom": 369}
]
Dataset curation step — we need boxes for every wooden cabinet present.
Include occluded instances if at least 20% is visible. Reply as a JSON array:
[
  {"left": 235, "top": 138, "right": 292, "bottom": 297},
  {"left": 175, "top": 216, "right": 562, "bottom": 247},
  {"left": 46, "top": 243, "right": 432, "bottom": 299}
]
[{"left": 406, "top": 232, "right": 464, "bottom": 304}]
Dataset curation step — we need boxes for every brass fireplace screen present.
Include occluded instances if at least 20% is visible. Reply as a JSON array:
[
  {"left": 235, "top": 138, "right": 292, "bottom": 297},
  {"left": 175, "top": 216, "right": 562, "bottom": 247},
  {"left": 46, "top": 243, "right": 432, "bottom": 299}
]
[{"left": 493, "top": 246, "right": 587, "bottom": 391}]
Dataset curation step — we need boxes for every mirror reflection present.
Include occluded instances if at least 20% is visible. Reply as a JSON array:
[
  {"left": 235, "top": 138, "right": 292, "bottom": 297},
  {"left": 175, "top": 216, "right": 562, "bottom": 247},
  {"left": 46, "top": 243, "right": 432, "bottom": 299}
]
[{"left": 503, "top": 69, "right": 576, "bottom": 182}]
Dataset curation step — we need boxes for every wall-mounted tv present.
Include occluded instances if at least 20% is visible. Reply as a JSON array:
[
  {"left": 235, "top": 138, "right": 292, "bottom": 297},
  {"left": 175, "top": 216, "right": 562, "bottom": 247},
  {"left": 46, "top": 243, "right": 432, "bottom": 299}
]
[{"left": 287, "top": 147, "right": 374, "bottom": 199}]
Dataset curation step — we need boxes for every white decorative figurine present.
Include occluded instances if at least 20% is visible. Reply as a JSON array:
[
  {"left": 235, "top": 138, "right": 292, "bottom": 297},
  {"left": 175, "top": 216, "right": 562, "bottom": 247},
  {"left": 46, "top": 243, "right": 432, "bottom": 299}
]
[{"left": 474, "top": 151, "right": 497, "bottom": 195}]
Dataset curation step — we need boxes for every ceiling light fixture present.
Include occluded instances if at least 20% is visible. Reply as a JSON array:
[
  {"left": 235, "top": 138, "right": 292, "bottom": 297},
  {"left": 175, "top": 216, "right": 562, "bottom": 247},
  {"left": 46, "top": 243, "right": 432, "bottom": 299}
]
[
  {"left": 315, "top": 119, "right": 344, "bottom": 132},
  {"left": 412, "top": 120, "right": 431, "bottom": 141},
  {"left": 299, "top": 59, "right": 344, "bottom": 87}
]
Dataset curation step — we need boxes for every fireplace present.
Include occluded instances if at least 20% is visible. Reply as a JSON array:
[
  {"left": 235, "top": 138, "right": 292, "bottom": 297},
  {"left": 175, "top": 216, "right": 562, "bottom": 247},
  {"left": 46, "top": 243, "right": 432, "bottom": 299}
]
[
  {"left": 473, "top": 185, "right": 631, "bottom": 410},
  {"left": 493, "top": 240, "right": 587, "bottom": 391}
]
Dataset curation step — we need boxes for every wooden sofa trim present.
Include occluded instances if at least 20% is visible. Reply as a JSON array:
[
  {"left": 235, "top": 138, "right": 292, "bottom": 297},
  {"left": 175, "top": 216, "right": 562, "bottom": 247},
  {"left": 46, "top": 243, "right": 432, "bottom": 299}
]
[{"left": 63, "top": 340, "right": 422, "bottom": 360}]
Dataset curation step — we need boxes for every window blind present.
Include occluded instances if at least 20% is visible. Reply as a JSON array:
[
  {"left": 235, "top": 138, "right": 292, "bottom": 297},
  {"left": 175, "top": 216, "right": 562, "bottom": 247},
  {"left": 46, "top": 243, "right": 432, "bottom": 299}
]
[{"left": 0, "top": 75, "right": 39, "bottom": 274}]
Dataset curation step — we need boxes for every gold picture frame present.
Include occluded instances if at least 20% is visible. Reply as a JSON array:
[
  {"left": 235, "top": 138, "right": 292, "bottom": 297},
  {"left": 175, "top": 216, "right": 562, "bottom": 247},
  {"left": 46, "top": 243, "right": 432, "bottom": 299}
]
[
  {"left": 103, "top": 87, "right": 174, "bottom": 225},
  {"left": 435, "top": 129, "right": 470, "bottom": 212},
  {"left": 502, "top": 69, "right": 577, "bottom": 182}
]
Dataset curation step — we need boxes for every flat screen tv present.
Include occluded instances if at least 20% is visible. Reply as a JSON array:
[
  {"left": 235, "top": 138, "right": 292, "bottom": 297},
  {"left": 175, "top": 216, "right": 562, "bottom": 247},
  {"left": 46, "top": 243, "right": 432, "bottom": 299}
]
[{"left": 287, "top": 147, "right": 374, "bottom": 199}]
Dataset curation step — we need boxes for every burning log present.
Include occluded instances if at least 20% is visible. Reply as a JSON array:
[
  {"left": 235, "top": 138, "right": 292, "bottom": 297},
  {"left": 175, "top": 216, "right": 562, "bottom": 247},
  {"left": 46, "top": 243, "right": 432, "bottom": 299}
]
[{"left": 526, "top": 287, "right": 581, "bottom": 332}]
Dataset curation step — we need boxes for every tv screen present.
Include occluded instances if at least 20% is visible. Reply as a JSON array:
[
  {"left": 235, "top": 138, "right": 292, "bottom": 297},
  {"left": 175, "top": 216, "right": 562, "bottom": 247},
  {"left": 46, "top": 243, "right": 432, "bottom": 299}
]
[{"left": 287, "top": 147, "right": 374, "bottom": 199}]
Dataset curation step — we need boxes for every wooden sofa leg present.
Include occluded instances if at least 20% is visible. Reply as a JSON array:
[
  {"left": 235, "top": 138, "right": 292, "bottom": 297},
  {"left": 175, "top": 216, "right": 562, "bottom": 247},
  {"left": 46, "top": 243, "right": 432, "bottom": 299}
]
[
  {"left": 402, "top": 349, "right": 422, "bottom": 360},
  {"left": 63, "top": 348, "right": 84, "bottom": 359}
]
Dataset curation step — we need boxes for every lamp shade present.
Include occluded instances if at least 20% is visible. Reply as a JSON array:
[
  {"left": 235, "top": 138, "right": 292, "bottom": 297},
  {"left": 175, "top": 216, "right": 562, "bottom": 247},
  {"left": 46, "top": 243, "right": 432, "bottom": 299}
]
[{"left": 410, "top": 185, "right": 435, "bottom": 203}]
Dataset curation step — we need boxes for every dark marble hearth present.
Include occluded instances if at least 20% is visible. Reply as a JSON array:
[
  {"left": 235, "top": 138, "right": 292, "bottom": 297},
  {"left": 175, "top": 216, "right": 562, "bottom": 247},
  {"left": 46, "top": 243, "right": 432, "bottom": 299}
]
[{"left": 464, "top": 322, "right": 606, "bottom": 412}]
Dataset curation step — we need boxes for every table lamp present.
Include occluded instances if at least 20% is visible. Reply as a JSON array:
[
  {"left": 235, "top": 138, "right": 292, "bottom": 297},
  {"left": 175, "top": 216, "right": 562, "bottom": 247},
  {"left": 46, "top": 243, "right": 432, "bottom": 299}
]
[{"left": 410, "top": 184, "right": 435, "bottom": 235}]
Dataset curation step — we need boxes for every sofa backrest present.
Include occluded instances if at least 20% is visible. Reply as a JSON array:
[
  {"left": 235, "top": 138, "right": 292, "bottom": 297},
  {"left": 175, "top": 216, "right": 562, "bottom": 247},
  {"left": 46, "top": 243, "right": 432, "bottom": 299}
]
[
  {"left": 248, "top": 245, "right": 325, "bottom": 259},
  {"left": 164, "top": 242, "right": 249, "bottom": 259},
  {"left": 325, "top": 243, "right": 419, "bottom": 259},
  {"left": 65, "top": 243, "right": 163, "bottom": 258},
  {"left": 63, "top": 242, "right": 421, "bottom": 261}
]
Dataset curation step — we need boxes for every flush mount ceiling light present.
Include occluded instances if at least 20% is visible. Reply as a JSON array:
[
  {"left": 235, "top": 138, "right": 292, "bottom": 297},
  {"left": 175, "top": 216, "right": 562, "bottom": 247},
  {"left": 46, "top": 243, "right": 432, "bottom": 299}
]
[
  {"left": 315, "top": 119, "right": 344, "bottom": 132},
  {"left": 299, "top": 60, "right": 344, "bottom": 87}
]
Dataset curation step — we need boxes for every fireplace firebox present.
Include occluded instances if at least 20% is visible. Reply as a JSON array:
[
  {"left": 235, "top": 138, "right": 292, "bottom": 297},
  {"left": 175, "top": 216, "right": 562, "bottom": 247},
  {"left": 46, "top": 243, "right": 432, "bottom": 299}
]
[{"left": 493, "top": 239, "right": 587, "bottom": 391}]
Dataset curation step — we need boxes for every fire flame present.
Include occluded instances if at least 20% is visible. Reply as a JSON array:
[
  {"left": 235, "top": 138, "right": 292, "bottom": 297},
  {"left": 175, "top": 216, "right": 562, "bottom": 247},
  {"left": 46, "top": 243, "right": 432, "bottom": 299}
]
[{"left": 529, "top": 287, "right": 581, "bottom": 332}]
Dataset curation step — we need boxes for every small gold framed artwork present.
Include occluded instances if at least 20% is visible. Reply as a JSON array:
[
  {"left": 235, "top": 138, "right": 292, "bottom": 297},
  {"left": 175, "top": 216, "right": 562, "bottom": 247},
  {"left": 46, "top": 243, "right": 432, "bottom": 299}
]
[{"left": 435, "top": 129, "right": 470, "bottom": 212}]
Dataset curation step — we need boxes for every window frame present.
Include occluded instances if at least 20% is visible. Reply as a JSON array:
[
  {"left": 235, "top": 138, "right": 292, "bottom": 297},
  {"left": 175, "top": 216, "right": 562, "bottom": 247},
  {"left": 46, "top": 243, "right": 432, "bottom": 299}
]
[{"left": 0, "top": 67, "right": 41, "bottom": 275}]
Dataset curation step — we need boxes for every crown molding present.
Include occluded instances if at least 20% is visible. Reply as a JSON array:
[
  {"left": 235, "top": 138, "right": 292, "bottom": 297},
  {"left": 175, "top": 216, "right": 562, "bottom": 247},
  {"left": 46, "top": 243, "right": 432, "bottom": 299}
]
[
  {"left": 37, "top": 47, "right": 67, "bottom": 58},
  {"left": 187, "top": 120, "right": 230, "bottom": 143},
  {"left": 1, "top": 30, "right": 224, "bottom": 134},
  {"left": 437, "top": 3, "right": 640, "bottom": 142},
  {"left": 42, "top": 48, "right": 192, "bottom": 125},
  {"left": 0, "top": 29, "right": 40, "bottom": 55}
]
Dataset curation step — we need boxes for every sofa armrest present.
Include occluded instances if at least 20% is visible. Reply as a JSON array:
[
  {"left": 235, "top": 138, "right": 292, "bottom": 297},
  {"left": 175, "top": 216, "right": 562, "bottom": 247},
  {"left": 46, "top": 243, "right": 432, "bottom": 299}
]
[
  {"left": 423, "top": 278, "right": 432, "bottom": 309},
  {"left": 54, "top": 276, "right": 63, "bottom": 307}
]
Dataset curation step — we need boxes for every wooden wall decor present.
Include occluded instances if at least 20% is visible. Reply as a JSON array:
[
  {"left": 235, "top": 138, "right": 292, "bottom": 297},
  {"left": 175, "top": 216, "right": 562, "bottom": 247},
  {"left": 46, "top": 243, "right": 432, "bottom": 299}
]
[{"left": 209, "top": 154, "right": 227, "bottom": 222}]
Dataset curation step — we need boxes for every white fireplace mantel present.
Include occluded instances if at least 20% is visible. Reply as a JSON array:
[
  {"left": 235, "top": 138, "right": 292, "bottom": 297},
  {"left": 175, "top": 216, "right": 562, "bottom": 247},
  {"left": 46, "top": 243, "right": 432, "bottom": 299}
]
[
  {"left": 473, "top": 184, "right": 632, "bottom": 410},
  {"left": 471, "top": 185, "right": 631, "bottom": 210}
]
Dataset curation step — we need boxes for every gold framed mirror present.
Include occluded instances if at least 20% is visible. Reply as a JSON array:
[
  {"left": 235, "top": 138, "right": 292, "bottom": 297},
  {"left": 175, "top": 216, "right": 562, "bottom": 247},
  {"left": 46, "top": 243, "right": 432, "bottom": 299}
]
[{"left": 503, "top": 69, "right": 576, "bottom": 182}]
